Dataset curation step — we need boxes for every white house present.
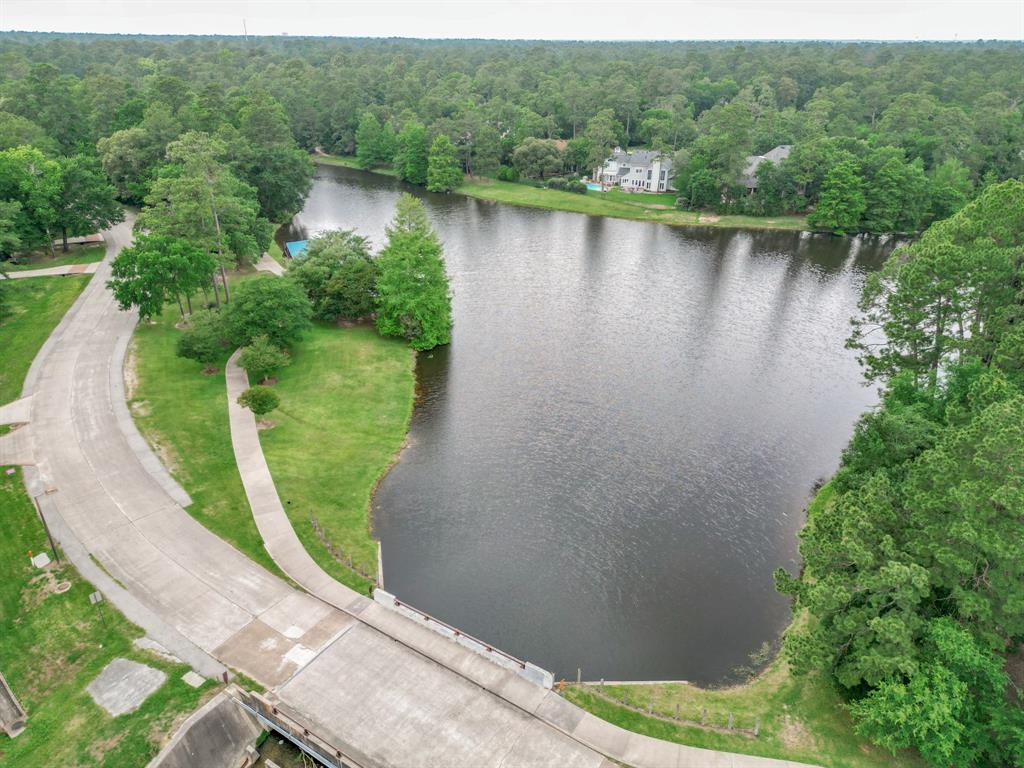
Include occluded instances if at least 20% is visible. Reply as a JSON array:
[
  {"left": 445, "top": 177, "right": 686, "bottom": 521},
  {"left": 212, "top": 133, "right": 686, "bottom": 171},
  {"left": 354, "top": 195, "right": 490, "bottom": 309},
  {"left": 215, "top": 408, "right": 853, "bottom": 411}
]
[{"left": 595, "top": 148, "right": 674, "bottom": 192}]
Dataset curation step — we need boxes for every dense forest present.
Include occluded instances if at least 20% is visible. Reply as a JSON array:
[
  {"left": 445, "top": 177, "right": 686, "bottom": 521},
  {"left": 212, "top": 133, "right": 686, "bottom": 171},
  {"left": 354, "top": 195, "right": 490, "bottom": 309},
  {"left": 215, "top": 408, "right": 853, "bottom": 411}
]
[{"left": 0, "top": 34, "right": 1022, "bottom": 239}]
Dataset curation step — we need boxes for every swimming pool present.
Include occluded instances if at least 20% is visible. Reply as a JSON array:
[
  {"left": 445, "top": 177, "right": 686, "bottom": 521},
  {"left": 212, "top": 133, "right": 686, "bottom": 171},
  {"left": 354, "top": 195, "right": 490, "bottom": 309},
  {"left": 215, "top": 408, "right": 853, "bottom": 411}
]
[{"left": 585, "top": 182, "right": 603, "bottom": 191}]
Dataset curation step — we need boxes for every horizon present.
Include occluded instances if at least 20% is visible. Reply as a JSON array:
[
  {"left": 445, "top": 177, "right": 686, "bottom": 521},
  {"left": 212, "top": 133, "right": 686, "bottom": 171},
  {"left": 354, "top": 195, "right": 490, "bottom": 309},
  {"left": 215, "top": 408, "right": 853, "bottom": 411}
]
[{"left": 3, "top": 1, "right": 1022, "bottom": 42}]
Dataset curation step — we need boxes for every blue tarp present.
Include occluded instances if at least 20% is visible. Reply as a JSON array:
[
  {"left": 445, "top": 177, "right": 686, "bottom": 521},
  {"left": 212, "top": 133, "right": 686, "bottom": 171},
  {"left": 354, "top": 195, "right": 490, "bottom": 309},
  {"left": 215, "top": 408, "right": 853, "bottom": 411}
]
[{"left": 285, "top": 240, "right": 309, "bottom": 259}]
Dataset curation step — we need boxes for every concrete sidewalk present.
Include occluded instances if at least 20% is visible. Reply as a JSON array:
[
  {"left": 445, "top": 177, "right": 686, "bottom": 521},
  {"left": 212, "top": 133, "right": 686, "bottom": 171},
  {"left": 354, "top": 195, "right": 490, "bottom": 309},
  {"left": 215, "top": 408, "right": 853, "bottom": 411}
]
[{"left": 2, "top": 261, "right": 100, "bottom": 279}]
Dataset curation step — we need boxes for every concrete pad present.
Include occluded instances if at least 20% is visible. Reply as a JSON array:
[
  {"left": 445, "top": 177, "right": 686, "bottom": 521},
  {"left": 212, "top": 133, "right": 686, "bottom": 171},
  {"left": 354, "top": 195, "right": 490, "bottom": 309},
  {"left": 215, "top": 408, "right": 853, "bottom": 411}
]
[
  {"left": 213, "top": 619, "right": 304, "bottom": 688},
  {"left": 0, "top": 424, "right": 34, "bottom": 465},
  {"left": 86, "top": 658, "right": 166, "bottom": 716},
  {"left": 182, "top": 671, "right": 205, "bottom": 688},
  {"left": 534, "top": 691, "right": 586, "bottom": 733},
  {"left": 0, "top": 396, "right": 32, "bottom": 425},
  {"left": 133, "top": 636, "right": 182, "bottom": 664}
]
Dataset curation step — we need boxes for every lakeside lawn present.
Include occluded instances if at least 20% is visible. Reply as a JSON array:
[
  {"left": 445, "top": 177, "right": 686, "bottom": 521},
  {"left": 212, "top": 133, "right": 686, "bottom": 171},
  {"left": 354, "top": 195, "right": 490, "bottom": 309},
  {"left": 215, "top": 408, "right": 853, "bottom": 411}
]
[
  {"left": 311, "top": 154, "right": 808, "bottom": 231},
  {"left": 259, "top": 324, "right": 415, "bottom": 590},
  {"left": 4, "top": 244, "right": 106, "bottom": 272},
  {"left": 0, "top": 469, "right": 218, "bottom": 768},
  {"left": 561, "top": 485, "right": 923, "bottom": 768},
  {"left": 0, "top": 275, "right": 90, "bottom": 404},
  {"left": 130, "top": 283, "right": 415, "bottom": 592}
]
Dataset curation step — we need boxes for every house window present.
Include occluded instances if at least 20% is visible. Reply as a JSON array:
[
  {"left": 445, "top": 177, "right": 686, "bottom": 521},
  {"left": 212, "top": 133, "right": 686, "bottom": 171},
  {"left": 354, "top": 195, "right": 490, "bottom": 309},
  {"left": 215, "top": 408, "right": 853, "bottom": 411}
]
[
  {"left": 660, "top": 171, "right": 666, "bottom": 179},
  {"left": 647, "top": 170, "right": 652, "bottom": 180}
]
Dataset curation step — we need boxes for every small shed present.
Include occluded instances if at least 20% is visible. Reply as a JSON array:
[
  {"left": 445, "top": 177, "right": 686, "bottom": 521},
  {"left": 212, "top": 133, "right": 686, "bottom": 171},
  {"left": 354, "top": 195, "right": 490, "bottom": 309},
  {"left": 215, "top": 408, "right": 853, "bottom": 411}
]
[{"left": 284, "top": 240, "right": 309, "bottom": 260}]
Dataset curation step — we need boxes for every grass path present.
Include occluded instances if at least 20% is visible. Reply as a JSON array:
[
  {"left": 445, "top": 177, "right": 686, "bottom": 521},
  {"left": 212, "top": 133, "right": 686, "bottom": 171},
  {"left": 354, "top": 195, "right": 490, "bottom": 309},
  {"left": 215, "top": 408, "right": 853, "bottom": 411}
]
[
  {"left": 0, "top": 276, "right": 90, "bottom": 404},
  {"left": 312, "top": 154, "right": 808, "bottom": 231}
]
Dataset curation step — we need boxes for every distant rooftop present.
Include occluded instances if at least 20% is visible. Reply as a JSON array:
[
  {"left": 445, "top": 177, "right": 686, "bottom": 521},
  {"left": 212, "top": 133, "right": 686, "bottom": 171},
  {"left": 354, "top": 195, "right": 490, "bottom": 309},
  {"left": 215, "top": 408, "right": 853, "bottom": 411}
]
[
  {"left": 285, "top": 240, "right": 309, "bottom": 259},
  {"left": 742, "top": 144, "right": 793, "bottom": 187}
]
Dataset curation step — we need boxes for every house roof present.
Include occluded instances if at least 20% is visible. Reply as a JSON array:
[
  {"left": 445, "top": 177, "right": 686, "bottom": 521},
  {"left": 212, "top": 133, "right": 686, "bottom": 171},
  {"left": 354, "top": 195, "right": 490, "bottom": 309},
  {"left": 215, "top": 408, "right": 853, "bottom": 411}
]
[
  {"left": 606, "top": 148, "right": 673, "bottom": 173},
  {"left": 741, "top": 144, "right": 793, "bottom": 187}
]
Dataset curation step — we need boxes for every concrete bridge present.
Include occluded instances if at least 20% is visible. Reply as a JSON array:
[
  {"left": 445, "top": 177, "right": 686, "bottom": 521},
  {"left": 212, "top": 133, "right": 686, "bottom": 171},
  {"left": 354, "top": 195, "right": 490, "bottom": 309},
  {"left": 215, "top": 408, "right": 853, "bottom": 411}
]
[{"left": 4, "top": 220, "right": 817, "bottom": 768}]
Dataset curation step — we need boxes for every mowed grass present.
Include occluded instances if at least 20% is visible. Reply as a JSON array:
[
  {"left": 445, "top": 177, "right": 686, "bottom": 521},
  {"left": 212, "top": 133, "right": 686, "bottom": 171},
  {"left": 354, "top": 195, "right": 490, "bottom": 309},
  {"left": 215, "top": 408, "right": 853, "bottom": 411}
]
[
  {"left": 128, "top": 295, "right": 284, "bottom": 578},
  {"left": 258, "top": 324, "right": 415, "bottom": 591},
  {"left": 0, "top": 275, "right": 90, "bottom": 404},
  {"left": 561, "top": 483, "right": 923, "bottom": 768},
  {"left": 0, "top": 469, "right": 219, "bottom": 768},
  {"left": 5, "top": 244, "right": 106, "bottom": 271},
  {"left": 129, "top": 286, "right": 416, "bottom": 592},
  {"left": 314, "top": 153, "right": 398, "bottom": 177},
  {"left": 458, "top": 177, "right": 808, "bottom": 230}
]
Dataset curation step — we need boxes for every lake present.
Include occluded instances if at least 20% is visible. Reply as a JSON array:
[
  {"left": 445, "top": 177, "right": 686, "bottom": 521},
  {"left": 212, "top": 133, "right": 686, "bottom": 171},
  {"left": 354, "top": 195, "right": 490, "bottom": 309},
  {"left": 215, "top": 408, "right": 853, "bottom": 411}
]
[{"left": 279, "top": 165, "right": 892, "bottom": 684}]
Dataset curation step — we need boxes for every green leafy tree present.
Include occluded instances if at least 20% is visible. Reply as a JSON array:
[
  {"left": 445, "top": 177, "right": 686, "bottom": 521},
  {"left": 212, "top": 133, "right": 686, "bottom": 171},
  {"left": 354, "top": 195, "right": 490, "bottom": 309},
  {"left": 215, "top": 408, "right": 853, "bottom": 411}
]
[
  {"left": 232, "top": 95, "right": 314, "bottom": 221},
  {"left": 355, "top": 112, "right": 396, "bottom": 168},
  {"left": 426, "top": 134, "right": 462, "bottom": 193},
  {"left": 139, "top": 132, "right": 272, "bottom": 302},
  {"left": 0, "top": 145, "right": 61, "bottom": 254},
  {"left": 224, "top": 275, "right": 312, "bottom": 348},
  {"left": 808, "top": 159, "right": 866, "bottom": 235},
  {"left": 0, "top": 200, "right": 22, "bottom": 258},
  {"left": 238, "top": 334, "right": 291, "bottom": 384},
  {"left": 375, "top": 193, "right": 452, "bottom": 350},
  {"left": 53, "top": 154, "right": 123, "bottom": 251},
  {"left": 108, "top": 234, "right": 217, "bottom": 321},
  {"left": 0, "top": 111, "right": 59, "bottom": 155},
  {"left": 850, "top": 618, "right": 1024, "bottom": 768},
  {"left": 237, "top": 385, "right": 280, "bottom": 417},
  {"left": 582, "top": 109, "right": 622, "bottom": 171},
  {"left": 287, "top": 229, "right": 377, "bottom": 320},
  {"left": 861, "top": 155, "right": 930, "bottom": 234},
  {"left": 176, "top": 309, "right": 227, "bottom": 369},
  {"left": 928, "top": 157, "right": 973, "bottom": 222},
  {"left": 394, "top": 121, "right": 430, "bottom": 185},
  {"left": 511, "top": 138, "right": 563, "bottom": 179}
]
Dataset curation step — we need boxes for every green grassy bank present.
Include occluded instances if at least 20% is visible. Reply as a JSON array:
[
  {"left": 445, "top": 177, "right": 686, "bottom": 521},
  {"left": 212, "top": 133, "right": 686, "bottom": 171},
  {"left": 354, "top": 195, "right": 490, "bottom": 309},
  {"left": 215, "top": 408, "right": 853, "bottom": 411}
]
[
  {"left": 129, "top": 285, "right": 415, "bottom": 591},
  {"left": 561, "top": 483, "right": 921, "bottom": 768},
  {"left": 0, "top": 276, "right": 90, "bottom": 404},
  {"left": 313, "top": 154, "right": 807, "bottom": 231}
]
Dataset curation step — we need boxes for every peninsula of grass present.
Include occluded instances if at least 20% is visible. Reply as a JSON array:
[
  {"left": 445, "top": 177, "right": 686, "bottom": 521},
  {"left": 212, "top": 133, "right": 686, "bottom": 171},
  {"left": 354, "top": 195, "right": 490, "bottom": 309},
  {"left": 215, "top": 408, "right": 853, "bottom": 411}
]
[
  {"left": 258, "top": 323, "right": 415, "bottom": 592},
  {"left": 129, "top": 285, "right": 415, "bottom": 592},
  {"left": 0, "top": 468, "right": 219, "bottom": 768},
  {"left": 561, "top": 484, "right": 922, "bottom": 768},
  {"left": 312, "top": 154, "right": 807, "bottom": 231},
  {"left": 128, "top": 292, "right": 284, "bottom": 579},
  {"left": 0, "top": 275, "right": 90, "bottom": 403},
  {"left": 5, "top": 244, "right": 106, "bottom": 272}
]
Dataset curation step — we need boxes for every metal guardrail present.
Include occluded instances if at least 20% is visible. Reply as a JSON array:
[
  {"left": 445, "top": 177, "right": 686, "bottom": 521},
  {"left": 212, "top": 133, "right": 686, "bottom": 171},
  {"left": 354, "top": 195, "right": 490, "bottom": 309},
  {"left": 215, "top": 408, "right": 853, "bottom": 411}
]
[{"left": 388, "top": 595, "right": 528, "bottom": 670}]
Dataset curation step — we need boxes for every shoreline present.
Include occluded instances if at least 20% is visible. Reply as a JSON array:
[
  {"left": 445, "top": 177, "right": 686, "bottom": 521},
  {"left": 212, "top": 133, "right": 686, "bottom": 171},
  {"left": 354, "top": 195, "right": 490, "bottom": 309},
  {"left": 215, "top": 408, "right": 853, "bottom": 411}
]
[{"left": 313, "top": 153, "right": 810, "bottom": 233}]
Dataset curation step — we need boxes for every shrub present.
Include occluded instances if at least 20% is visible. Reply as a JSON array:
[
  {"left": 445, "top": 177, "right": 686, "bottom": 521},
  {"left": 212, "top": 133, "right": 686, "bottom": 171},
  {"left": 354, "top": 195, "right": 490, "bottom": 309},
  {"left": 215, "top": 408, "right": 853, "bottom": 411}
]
[
  {"left": 238, "top": 334, "right": 290, "bottom": 383},
  {"left": 176, "top": 309, "right": 227, "bottom": 368},
  {"left": 224, "top": 275, "right": 311, "bottom": 348},
  {"left": 288, "top": 230, "right": 377, "bottom": 320},
  {"left": 496, "top": 165, "right": 519, "bottom": 182},
  {"left": 237, "top": 385, "right": 280, "bottom": 417}
]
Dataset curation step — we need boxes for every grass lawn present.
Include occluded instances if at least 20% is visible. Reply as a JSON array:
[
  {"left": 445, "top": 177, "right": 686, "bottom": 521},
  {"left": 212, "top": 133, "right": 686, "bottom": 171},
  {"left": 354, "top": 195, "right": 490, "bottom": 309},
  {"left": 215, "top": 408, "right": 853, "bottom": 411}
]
[
  {"left": 129, "top": 282, "right": 416, "bottom": 592},
  {"left": 314, "top": 153, "right": 398, "bottom": 177},
  {"left": 128, "top": 292, "right": 285, "bottom": 579},
  {"left": 312, "top": 154, "right": 807, "bottom": 231},
  {"left": 0, "top": 468, "right": 220, "bottom": 767},
  {"left": 259, "top": 324, "right": 415, "bottom": 591},
  {"left": 4, "top": 244, "right": 106, "bottom": 272},
  {"left": 0, "top": 275, "right": 90, "bottom": 404},
  {"left": 561, "top": 482, "right": 922, "bottom": 768}
]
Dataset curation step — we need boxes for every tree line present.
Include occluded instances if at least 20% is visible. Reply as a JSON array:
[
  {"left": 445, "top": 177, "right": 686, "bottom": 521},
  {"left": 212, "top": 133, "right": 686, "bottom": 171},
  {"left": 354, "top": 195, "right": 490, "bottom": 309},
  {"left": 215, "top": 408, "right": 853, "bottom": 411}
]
[
  {"left": 776, "top": 179, "right": 1024, "bottom": 767},
  {"left": 0, "top": 35, "right": 1020, "bottom": 234}
]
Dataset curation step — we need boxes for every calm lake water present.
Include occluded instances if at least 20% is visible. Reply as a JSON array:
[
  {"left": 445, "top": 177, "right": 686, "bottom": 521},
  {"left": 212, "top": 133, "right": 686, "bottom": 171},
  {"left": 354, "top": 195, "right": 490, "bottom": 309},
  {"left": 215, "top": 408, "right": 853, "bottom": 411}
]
[{"left": 280, "top": 165, "right": 892, "bottom": 684}]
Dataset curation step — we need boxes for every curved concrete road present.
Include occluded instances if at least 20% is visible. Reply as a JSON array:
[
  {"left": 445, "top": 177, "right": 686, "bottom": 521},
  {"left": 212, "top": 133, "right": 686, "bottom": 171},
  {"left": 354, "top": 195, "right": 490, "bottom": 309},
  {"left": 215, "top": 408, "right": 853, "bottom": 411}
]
[{"left": 9, "top": 220, "right": 819, "bottom": 768}]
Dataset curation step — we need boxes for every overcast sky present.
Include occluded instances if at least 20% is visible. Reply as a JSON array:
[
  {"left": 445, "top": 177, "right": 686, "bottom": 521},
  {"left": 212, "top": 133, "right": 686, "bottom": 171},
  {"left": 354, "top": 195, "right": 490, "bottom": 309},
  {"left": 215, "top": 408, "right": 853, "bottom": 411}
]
[{"left": 1, "top": 1, "right": 1022, "bottom": 41}]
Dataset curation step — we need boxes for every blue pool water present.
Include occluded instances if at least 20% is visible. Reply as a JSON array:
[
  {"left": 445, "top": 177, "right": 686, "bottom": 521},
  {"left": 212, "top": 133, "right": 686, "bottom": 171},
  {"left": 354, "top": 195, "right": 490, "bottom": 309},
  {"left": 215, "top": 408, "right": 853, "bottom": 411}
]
[{"left": 585, "top": 182, "right": 603, "bottom": 191}]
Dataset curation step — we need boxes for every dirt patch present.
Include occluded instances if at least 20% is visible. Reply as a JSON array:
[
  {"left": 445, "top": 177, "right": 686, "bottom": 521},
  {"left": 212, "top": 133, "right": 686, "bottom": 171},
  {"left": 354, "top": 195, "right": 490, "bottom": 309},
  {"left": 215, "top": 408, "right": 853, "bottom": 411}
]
[
  {"left": 124, "top": 341, "right": 140, "bottom": 400},
  {"left": 130, "top": 399, "right": 151, "bottom": 417},
  {"left": 87, "top": 732, "right": 125, "bottom": 763},
  {"left": 779, "top": 714, "right": 815, "bottom": 750},
  {"left": 21, "top": 567, "right": 66, "bottom": 610},
  {"left": 261, "top": 377, "right": 278, "bottom": 386},
  {"left": 256, "top": 419, "right": 276, "bottom": 431},
  {"left": 698, "top": 214, "right": 721, "bottom": 224},
  {"left": 202, "top": 366, "right": 220, "bottom": 375}
]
